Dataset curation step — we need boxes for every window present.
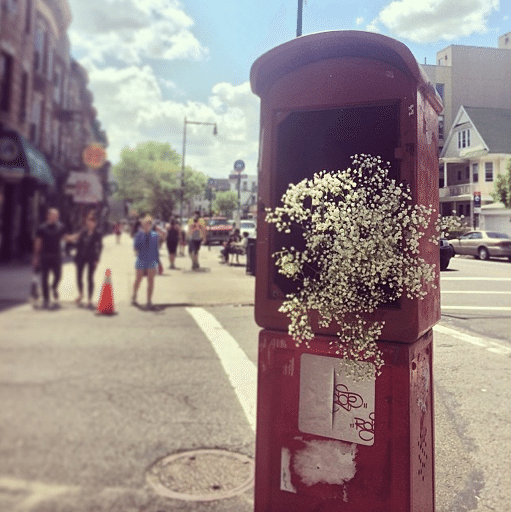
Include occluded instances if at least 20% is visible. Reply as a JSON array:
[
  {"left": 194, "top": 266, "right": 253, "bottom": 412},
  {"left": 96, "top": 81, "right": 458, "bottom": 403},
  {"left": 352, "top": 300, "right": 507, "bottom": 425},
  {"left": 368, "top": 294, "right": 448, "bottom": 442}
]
[
  {"left": 52, "top": 120, "right": 60, "bottom": 160},
  {"left": 435, "top": 83, "right": 444, "bottom": 101},
  {"left": 25, "top": 0, "right": 32, "bottom": 33},
  {"left": 438, "top": 115, "right": 444, "bottom": 140},
  {"left": 472, "top": 163, "right": 479, "bottom": 182},
  {"left": 53, "top": 65, "right": 63, "bottom": 104},
  {"left": 457, "top": 204, "right": 464, "bottom": 216},
  {"left": 457, "top": 129, "right": 471, "bottom": 149},
  {"left": 18, "top": 72, "right": 28, "bottom": 123},
  {"left": 31, "top": 95, "right": 43, "bottom": 144},
  {"left": 0, "top": 52, "right": 14, "bottom": 112},
  {"left": 5, "top": 0, "right": 19, "bottom": 14},
  {"left": 457, "top": 170, "right": 462, "bottom": 181},
  {"left": 46, "top": 45, "right": 53, "bottom": 80},
  {"left": 465, "top": 166, "right": 469, "bottom": 179},
  {"left": 34, "top": 19, "right": 45, "bottom": 74},
  {"left": 465, "top": 204, "right": 471, "bottom": 216},
  {"left": 485, "top": 162, "right": 493, "bottom": 182}
]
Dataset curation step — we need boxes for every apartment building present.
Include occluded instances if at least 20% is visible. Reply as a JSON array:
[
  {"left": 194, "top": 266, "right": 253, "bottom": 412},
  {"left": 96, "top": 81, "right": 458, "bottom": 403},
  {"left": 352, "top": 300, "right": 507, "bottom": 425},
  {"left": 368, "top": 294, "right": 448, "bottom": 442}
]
[
  {"left": 439, "top": 106, "right": 511, "bottom": 230},
  {"left": 0, "top": 0, "right": 107, "bottom": 261},
  {"left": 421, "top": 33, "right": 511, "bottom": 228},
  {"left": 422, "top": 32, "right": 511, "bottom": 150}
]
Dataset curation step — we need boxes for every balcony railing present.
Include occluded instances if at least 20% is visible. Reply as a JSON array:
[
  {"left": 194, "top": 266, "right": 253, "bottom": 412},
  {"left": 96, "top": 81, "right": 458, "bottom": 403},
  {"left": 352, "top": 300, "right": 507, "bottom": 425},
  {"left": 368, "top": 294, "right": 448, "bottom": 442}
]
[{"left": 439, "top": 183, "right": 476, "bottom": 198}]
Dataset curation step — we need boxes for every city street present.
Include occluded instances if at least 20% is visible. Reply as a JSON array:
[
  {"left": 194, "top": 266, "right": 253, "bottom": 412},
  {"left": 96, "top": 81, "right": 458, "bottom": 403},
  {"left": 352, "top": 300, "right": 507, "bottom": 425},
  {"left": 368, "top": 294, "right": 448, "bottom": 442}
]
[
  {"left": 0, "top": 235, "right": 510, "bottom": 512},
  {"left": 440, "top": 254, "right": 511, "bottom": 343}
]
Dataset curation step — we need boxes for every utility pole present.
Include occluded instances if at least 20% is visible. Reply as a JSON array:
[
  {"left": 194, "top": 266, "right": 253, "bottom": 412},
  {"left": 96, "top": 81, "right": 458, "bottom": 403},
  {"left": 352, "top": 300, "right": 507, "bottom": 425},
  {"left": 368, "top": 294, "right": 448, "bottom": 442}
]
[{"left": 297, "top": 0, "right": 303, "bottom": 37}]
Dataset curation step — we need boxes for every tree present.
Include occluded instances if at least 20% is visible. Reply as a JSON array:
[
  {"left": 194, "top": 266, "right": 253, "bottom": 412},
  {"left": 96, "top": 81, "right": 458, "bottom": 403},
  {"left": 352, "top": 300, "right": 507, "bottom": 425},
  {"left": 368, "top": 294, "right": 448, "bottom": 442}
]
[
  {"left": 112, "top": 141, "right": 206, "bottom": 220},
  {"left": 493, "top": 158, "right": 511, "bottom": 208},
  {"left": 213, "top": 190, "right": 238, "bottom": 216}
]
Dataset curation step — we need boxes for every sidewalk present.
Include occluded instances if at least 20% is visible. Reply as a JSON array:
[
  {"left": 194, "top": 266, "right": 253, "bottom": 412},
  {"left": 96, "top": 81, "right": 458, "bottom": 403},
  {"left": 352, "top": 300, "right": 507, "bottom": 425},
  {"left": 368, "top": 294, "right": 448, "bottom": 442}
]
[{"left": 0, "top": 234, "right": 255, "bottom": 309}]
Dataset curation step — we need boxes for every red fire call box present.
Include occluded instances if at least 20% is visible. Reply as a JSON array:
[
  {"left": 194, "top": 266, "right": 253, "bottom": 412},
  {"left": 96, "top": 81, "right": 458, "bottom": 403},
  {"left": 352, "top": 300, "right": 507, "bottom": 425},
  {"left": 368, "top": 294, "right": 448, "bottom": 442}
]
[
  {"left": 250, "top": 31, "right": 443, "bottom": 343},
  {"left": 255, "top": 328, "right": 434, "bottom": 512}
]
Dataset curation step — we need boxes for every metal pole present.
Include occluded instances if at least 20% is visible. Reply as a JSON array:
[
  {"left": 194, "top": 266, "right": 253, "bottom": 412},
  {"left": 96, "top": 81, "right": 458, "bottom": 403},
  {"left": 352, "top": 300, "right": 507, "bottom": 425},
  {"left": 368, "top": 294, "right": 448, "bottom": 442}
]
[
  {"left": 180, "top": 116, "right": 187, "bottom": 223},
  {"left": 237, "top": 173, "right": 241, "bottom": 226},
  {"left": 297, "top": 0, "right": 303, "bottom": 37}
]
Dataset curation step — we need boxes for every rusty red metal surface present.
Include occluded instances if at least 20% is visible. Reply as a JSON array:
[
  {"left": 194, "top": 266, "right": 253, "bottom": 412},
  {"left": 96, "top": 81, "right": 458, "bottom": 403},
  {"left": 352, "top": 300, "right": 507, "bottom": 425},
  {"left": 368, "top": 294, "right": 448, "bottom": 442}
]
[
  {"left": 255, "top": 329, "right": 435, "bottom": 512},
  {"left": 251, "top": 30, "right": 442, "bottom": 343}
]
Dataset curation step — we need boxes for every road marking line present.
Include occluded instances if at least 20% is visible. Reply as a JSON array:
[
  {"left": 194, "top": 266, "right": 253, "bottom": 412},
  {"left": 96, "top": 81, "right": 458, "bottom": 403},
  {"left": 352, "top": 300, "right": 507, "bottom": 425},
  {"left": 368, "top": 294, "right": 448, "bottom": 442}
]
[
  {"left": 441, "top": 277, "right": 511, "bottom": 281},
  {"left": 441, "top": 291, "right": 511, "bottom": 294},
  {"left": 187, "top": 307, "right": 257, "bottom": 432},
  {"left": 433, "top": 324, "right": 511, "bottom": 354},
  {"left": 441, "top": 306, "right": 511, "bottom": 311}
]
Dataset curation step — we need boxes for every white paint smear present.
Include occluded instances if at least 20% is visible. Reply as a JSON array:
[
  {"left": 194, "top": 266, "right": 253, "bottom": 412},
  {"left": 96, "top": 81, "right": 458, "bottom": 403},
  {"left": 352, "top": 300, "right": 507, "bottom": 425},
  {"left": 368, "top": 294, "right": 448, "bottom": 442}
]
[{"left": 293, "top": 439, "right": 357, "bottom": 487}]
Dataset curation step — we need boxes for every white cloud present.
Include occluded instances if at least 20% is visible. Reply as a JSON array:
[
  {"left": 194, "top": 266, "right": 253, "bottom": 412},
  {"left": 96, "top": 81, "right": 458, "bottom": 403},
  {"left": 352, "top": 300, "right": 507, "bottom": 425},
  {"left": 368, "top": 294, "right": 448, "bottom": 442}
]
[
  {"left": 68, "top": 0, "right": 208, "bottom": 65},
  {"left": 356, "top": 17, "right": 364, "bottom": 25},
  {"left": 371, "top": 0, "right": 499, "bottom": 42},
  {"left": 83, "top": 64, "right": 260, "bottom": 177}
]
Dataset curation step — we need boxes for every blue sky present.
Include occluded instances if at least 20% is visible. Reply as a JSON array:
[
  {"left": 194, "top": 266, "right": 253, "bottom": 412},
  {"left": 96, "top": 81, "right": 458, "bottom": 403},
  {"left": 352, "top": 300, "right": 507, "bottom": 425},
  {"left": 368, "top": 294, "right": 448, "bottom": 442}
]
[{"left": 67, "top": 0, "right": 509, "bottom": 178}]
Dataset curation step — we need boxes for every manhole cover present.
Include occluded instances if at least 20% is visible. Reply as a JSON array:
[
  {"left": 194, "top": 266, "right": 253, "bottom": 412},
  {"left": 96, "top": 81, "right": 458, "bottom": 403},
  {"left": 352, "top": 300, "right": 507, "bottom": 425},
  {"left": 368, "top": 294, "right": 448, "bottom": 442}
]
[{"left": 145, "top": 449, "right": 254, "bottom": 501}]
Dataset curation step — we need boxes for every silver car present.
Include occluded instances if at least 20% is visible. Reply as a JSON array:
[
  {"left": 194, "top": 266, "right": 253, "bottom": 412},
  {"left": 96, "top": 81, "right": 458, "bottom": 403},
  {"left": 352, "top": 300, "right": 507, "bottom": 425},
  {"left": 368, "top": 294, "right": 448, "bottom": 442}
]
[{"left": 451, "top": 231, "right": 511, "bottom": 261}]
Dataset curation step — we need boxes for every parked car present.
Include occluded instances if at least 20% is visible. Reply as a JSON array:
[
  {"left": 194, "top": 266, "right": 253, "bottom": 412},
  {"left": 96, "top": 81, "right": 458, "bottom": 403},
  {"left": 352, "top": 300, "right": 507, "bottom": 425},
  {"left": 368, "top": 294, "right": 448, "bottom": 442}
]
[
  {"left": 439, "top": 238, "right": 454, "bottom": 270},
  {"left": 205, "top": 217, "right": 232, "bottom": 245},
  {"left": 239, "top": 220, "right": 257, "bottom": 239},
  {"left": 450, "top": 230, "right": 511, "bottom": 261}
]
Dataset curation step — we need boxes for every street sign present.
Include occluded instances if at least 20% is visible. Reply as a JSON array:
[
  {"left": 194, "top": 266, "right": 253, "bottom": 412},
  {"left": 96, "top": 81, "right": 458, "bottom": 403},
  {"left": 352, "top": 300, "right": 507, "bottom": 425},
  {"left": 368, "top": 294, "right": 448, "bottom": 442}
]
[
  {"left": 473, "top": 191, "right": 481, "bottom": 208},
  {"left": 83, "top": 144, "right": 106, "bottom": 169},
  {"left": 234, "top": 159, "right": 245, "bottom": 172}
]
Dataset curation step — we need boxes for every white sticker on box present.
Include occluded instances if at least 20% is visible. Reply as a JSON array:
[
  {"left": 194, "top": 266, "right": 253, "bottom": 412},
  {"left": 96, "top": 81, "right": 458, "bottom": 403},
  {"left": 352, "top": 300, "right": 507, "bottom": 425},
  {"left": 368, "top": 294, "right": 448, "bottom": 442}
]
[{"left": 298, "top": 354, "right": 376, "bottom": 445}]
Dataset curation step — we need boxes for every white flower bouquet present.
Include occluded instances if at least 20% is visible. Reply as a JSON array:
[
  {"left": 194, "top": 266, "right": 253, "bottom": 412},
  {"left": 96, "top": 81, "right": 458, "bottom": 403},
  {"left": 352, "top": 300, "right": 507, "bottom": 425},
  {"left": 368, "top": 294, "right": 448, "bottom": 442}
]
[{"left": 266, "top": 154, "right": 437, "bottom": 380}]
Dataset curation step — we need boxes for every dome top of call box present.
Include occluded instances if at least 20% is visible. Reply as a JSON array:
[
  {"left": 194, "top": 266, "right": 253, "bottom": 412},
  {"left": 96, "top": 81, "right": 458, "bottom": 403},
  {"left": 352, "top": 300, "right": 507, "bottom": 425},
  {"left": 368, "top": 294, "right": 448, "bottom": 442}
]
[{"left": 250, "top": 30, "right": 442, "bottom": 112}]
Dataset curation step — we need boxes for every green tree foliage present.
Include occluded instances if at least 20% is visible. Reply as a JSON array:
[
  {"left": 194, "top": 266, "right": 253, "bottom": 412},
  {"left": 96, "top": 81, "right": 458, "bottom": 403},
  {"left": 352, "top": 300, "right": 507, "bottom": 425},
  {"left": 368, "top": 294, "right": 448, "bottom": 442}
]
[
  {"left": 113, "top": 141, "right": 206, "bottom": 220},
  {"left": 492, "top": 158, "right": 511, "bottom": 208},
  {"left": 213, "top": 190, "right": 238, "bottom": 216}
]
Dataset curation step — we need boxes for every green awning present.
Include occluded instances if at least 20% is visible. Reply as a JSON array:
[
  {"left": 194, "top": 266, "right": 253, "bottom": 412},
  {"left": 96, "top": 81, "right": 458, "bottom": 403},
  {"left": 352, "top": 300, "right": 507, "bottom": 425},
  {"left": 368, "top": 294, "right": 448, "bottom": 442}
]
[{"left": 20, "top": 137, "right": 55, "bottom": 187}]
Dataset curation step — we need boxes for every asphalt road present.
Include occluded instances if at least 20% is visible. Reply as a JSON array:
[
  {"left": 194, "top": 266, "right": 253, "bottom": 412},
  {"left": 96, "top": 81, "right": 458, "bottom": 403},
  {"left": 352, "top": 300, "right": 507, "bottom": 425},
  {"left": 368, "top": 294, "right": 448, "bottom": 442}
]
[
  {"left": 440, "top": 254, "right": 511, "bottom": 343},
  {"left": 0, "top": 240, "right": 510, "bottom": 512}
]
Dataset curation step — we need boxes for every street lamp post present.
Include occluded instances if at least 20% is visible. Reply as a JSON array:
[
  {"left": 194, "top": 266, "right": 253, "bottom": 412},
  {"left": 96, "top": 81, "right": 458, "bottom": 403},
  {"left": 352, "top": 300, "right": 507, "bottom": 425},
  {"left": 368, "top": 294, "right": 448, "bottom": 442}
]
[
  {"left": 297, "top": 0, "right": 304, "bottom": 37},
  {"left": 180, "top": 116, "right": 218, "bottom": 222}
]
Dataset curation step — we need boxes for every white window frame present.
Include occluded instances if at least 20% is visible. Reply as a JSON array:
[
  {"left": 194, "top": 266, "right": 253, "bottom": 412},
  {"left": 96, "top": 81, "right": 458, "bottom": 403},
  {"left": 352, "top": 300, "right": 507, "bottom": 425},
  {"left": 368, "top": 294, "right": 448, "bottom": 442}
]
[
  {"left": 485, "top": 162, "right": 493, "bottom": 182},
  {"left": 472, "top": 163, "right": 479, "bottom": 183}
]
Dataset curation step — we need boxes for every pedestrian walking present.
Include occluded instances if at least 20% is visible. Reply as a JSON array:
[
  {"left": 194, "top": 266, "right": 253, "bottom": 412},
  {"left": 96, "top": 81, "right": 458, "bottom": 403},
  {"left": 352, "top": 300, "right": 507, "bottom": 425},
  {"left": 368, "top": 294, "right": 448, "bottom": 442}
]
[
  {"left": 113, "top": 221, "right": 122, "bottom": 244},
  {"left": 187, "top": 211, "right": 206, "bottom": 270},
  {"left": 32, "top": 208, "right": 74, "bottom": 309},
  {"left": 132, "top": 215, "right": 163, "bottom": 309},
  {"left": 166, "top": 218, "right": 180, "bottom": 269},
  {"left": 74, "top": 213, "right": 103, "bottom": 308}
]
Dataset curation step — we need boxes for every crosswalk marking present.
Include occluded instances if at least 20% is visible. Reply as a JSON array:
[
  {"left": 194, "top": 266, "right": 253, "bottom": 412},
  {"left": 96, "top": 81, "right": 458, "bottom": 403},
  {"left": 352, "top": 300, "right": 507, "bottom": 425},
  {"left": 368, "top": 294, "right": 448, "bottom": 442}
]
[{"left": 186, "top": 307, "right": 257, "bottom": 431}]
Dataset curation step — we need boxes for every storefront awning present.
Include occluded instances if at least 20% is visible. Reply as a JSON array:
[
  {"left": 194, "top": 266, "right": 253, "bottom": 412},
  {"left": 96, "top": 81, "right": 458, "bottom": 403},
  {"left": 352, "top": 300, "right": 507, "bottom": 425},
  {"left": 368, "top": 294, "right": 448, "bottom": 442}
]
[
  {"left": 0, "top": 130, "right": 54, "bottom": 187},
  {"left": 20, "top": 137, "right": 55, "bottom": 187}
]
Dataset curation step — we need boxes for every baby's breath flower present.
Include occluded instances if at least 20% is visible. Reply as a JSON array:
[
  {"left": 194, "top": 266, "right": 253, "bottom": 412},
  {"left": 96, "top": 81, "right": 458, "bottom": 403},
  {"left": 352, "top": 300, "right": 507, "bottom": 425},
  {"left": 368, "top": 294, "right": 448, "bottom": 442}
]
[{"left": 265, "top": 155, "right": 437, "bottom": 381}]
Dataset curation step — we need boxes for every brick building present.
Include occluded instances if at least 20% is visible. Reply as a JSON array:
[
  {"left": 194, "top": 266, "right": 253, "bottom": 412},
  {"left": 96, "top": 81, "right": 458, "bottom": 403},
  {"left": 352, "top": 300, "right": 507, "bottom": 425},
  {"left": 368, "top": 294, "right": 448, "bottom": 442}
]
[{"left": 0, "top": 0, "right": 108, "bottom": 262}]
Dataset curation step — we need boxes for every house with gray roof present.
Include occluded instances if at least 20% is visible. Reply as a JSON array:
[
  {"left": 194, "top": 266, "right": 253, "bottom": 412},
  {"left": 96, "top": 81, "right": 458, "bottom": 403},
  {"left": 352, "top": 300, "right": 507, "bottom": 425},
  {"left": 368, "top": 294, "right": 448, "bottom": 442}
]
[{"left": 439, "top": 106, "right": 511, "bottom": 231}]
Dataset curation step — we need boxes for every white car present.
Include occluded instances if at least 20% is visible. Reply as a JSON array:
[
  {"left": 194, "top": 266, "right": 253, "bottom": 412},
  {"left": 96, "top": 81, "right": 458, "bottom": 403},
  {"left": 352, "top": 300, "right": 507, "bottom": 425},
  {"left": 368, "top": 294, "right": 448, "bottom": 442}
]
[{"left": 239, "top": 220, "right": 257, "bottom": 239}]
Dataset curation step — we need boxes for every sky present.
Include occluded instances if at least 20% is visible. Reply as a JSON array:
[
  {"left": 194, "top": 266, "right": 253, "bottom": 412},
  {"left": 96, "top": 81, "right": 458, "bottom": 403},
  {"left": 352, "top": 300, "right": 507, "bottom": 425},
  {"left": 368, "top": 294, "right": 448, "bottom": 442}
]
[{"left": 67, "top": 0, "right": 510, "bottom": 179}]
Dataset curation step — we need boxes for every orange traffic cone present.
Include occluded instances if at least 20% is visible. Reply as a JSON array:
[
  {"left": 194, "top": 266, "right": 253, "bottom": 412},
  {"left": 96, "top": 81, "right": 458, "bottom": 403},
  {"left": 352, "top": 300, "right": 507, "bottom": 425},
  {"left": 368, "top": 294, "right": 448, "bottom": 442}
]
[{"left": 97, "top": 268, "right": 116, "bottom": 315}]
